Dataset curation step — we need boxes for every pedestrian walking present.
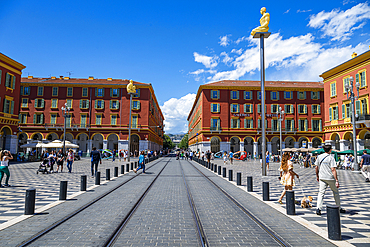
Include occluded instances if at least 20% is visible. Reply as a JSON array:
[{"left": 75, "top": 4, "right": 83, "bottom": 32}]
[
  {"left": 223, "top": 151, "right": 228, "bottom": 165},
  {"left": 266, "top": 151, "right": 270, "bottom": 170},
  {"left": 66, "top": 149, "right": 74, "bottom": 173},
  {"left": 55, "top": 149, "right": 65, "bottom": 173},
  {"left": 229, "top": 150, "right": 233, "bottom": 165},
  {"left": 206, "top": 150, "right": 211, "bottom": 164},
  {"left": 90, "top": 147, "right": 102, "bottom": 177},
  {"left": 112, "top": 149, "right": 116, "bottom": 162},
  {"left": 315, "top": 144, "right": 346, "bottom": 215},
  {"left": 134, "top": 151, "right": 146, "bottom": 173},
  {"left": 0, "top": 150, "right": 13, "bottom": 187},
  {"left": 278, "top": 153, "right": 299, "bottom": 204},
  {"left": 360, "top": 150, "right": 370, "bottom": 182}
]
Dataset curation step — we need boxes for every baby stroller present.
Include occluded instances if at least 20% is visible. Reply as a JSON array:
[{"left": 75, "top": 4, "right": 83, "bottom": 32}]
[{"left": 37, "top": 159, "right": 50, "bottom": 174}]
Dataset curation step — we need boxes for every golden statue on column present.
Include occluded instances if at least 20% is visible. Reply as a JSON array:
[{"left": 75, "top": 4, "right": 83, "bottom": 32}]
[
  {"left": 126, "top": 79, "right": 136, "bottom": 94},
  {"left": 251, "top": 7, "right": 270, "bottom": 36}
]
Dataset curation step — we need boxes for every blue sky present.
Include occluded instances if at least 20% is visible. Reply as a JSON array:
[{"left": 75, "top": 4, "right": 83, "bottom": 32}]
[{"left": 1, "top": 0, "right": 370, "bottom": 134}]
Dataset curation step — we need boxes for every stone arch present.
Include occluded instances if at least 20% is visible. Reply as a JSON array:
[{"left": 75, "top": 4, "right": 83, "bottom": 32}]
[
  {"left": 330, "top": 132, "right": 340, "bottom": 141},
  {"left": 330, "top": 133, "right": 340, "bottom": 150},
  {"left": 311, "top": 137, "right": 322, "bottom": 148},
  {"left": 46, "top": 132, "right": 59, "bottom": 141},
  {"left": 343, "top": 131, "right": 354, "bottom": 150},
  {"left": 298, "top": 136, "right": 309, "bottom": 148},
  {"left": 243, "top": 136, "right": 254, "bottom": 155},
  {"left": 270, "top": 136, "right": 280, "bottom": 155},
  {"left": 61, "top": 132, "right": 74, "bottom": 141},
  {"left": 358, "top": 129, "right": 369, "bottom": 139},
  {"left": 210, "top": 136, "right": 220, "bottom": 153},
  {"left": 0, "top": 126, "right": 12, "bottom": 151},
  {"left": 230, "top": 136, "right": 240, "bottom": 153},
  {"left": 92, "top": 133, "right": 104, "bottom": 150},
  {"left": 284, "top": 136, "right": 295, "bottom": 148},
  {"left": 107, "top": 133, "right": 119, "bottom": 150},
  {"left": 77, "top": 133, "right": 89, "bottom": 152},
  {"left": 130, "top": 134, "right": 140, "bottom": 156},
  {"left": 31, "top": 132, "right": 44, "bottom": 140},
  {"left": 257, "top": 137, "right": 269, "bottom": 155}
]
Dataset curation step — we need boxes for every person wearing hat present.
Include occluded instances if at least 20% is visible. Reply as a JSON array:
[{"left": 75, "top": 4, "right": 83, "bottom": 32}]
[{"left": 315, "top": 144, "right": 345, "bottom": 215}]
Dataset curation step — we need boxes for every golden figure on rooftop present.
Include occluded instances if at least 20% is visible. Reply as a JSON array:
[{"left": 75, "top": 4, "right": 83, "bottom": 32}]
[
  {"left": 251, "top": 7, "right": 270, "bottom": 36},
  {"left": 127, "top": 79, "right": 136, "bottom": 94}
]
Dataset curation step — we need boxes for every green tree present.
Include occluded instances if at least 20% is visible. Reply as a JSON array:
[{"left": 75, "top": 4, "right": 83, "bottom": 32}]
[
  {"left": 163, "top": 134, "right": 175, "bottom": 149},
  {"left": 179, "top": 134, "right": 188, "bottom": 149}
]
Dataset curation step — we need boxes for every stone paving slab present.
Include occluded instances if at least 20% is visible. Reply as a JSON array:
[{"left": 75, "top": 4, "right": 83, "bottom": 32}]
[
  {"left": 0, "top": 158, "right": 159, "bottom": 247},
  {"left": 0, "top": 157, "right": 138, "bottom": 225},
  {"left": 195, "top": 157, "right": 370, "bottom": 246}
]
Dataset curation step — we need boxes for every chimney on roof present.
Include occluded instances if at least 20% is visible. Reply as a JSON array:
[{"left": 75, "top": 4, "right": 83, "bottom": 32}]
[
  {"left": 51, "top": 76, "right": 56, "bottom": 79},
  {"left": 27, "top": 75, "right": 33, "bottom": 79},
  {"left": 107, "top": 78, "right": 112, "bottom": 81},
  {"left": 88, "top": 76, "right": 94, "bottom": 80},
  {"left": 59, "top": 76, "right": 63, "bottom": 79},
  {"left": 64, "top": 77, "right": 69, "bottom": 80},
  {"left": 352, "top": 52, "right": 357, "bottom": 58}
]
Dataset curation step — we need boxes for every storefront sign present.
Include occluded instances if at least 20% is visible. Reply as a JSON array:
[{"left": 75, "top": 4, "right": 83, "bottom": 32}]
[{"left": 233, "top": 114, "right": 250, "bottom": 117}]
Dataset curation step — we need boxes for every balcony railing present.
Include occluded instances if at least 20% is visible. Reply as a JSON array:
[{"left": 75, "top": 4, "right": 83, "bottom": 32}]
[{"left": 357, "top": 114, "right": 370, "bottom": 121}]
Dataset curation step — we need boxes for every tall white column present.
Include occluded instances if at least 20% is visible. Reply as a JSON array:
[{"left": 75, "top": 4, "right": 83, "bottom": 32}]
[
  {"left": 240, "top": 142, "right": 245, "bottom": 152},
  {"left": 253, "top": 142, "right": 258, "bottom": 156},
  {"left": 267, "top": 142, "right": 272, "bottom": 153},
  {"left": 339, "top": 140, "right": 346, "bottom": 151},
  {"left": 294, "top": 142, "right": 299, "bottom": 148},
  {"left": 103, "top": 140, "right": 108, "bottom": 150}
]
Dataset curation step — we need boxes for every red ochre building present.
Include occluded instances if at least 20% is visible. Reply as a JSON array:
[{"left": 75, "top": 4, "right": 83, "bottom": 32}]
[
  {"left": 19, "top": 76, "right": 164, "bottom": 154},
  {"left": 320, "top": 50, "right": 370, "bottom": 151},
  {"left": 0, "top": 53, "right": 25, "bottom": 154},
  {"left": 187, "top": 80, "right": 325, "bottom": 154}
]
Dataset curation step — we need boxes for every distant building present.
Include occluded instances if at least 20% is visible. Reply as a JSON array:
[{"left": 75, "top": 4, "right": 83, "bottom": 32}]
[
  {"left": 320, "top": 50, "right": 370, "bottom": 151},
  {"left": 0, "top": 53, "right": 25, "bottom": 153},
  {"left": 19, "top": 76, "right": 164, "bottom": 153},
  {"left": 187, "top": 80, "right": 324, "bottom": 154}
]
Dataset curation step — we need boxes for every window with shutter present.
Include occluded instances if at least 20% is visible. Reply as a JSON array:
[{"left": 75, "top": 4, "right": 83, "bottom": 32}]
[
  {"left": 12, "top": 76, "right": 15, "bottom": 89},
  {"left": 360, "top": 71, "right": 366, "bottom": 87},
  {"left": 133, "top": 88, "right": 140, "bottom": 98},
  {"left": 257, "top": 91, "right": 261, "bottom": 100},
  {"left": 82, "top": 88, "right": 88, "bottom": 97},
  {"left": 342, "top": 104, "right": 345, "bottom": 118},
  {"left": 355, "top": 100, "right": 361, "bottom": 115},
  {"left": 329, "top": 107, "right": 332, "bottom": 121},
  {"left": 52, "top": 87, "right": 58, "bottom": 96},
  {"left": 37, "top": 87, "right": 44, "bottom": 96},
  {"left": 211, "top": 90, "right": 219, "bottom": 99}
]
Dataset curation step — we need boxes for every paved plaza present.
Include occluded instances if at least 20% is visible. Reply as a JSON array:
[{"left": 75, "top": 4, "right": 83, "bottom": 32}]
[{"left": 0, "top": 156, "right": 368, "bottom": 246}]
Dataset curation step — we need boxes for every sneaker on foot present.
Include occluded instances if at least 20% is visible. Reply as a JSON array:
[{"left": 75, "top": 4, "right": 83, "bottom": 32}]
[
  {"left": 4, "top": 184, "right": 11, "bottom": 187},
  {"left": 316, "top": 209, "right": 322, "bottom": 215},
  {"left": 340, "top": 208, "right": 346, "bottom": 213},
  {"left": 366, "top": 178, "right": 370, "bottom": 182}
]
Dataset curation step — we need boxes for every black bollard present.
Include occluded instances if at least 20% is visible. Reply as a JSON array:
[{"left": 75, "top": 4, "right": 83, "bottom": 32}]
[
  {"left": 131, "top": 162, "right": 134, "bottom": 170},
  {"left": 126, "top": 163, "right": 129, "bottom": 172},
  {"left": 214, "top": 164, "right": 217, "bottom": 173},
  {"left": 114, "top": 167, "right": 118, "bottom": 177},
  {"left": 286, "top": 190, "right": 295, "bottom": 215},
  {"left": 80, "top": 175, "right": 87, "bottom": 191},
  {"left": 237, "top": 172, "right": 241, "bottom": 185},
  {"left": 95, "top": 171, "right": 101, "bottom": 185},
  {"left": 262, "top": 182, "right": 269, "bottom": 201},
  {"left": 218, "top": 166, "right": 221, "bottom": 175},
  {"left": 59, "top": 181, "right": 68, "bottom": 200},
  {"left": 247, "top": 176, "right": 253, "bottom": 192},
  {"left": 135, "top": 162, "right": 138, "bottom": 168},
  {"left": 223, "top": 167, "right": 226, "bottom": 177},
  {"left": 121, "top": 165, "right": 125, "bottom": 174},
  {"left": 327, "top": 205, "right": 341, "bottom": 240},
  {"left": 25, "top": 188, "right": 36, "bottom": 215},
  {"left": 229, "top": 170, "right": 233, "bottom": 181},
  {"left": 106, "top": 169, "right": 110, "bottom": 180},
  {"left": 211, "top": 163, "right": 214, "bottom": 170}
]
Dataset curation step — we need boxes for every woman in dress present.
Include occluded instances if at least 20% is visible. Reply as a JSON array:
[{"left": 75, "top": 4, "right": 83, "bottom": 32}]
[
  {"left": 0, "top": 150, "right": 13, "bottom": 187},
  {"left": 278, "top": 153, "right": 299, "bottom": 204}
]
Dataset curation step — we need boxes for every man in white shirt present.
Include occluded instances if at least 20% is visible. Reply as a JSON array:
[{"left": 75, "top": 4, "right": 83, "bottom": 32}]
[{"left": 315, "top": 144, "right": 345, "bottom": 215}]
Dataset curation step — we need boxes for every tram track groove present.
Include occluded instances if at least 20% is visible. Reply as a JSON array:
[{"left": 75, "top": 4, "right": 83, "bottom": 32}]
[
  {"left": 17, "top": 155, "right": 170, "bottom": 247},
  {"left": 187, "top": 159, "right": 291, "bottom": 247}
]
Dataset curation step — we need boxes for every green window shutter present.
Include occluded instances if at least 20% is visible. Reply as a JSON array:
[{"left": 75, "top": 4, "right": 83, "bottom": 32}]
[
  {"left": 116, "top": 101, "right": 120, "bottom": 109},
  {"left": 86, "top": 100, "right": 89, "bottom": 109},
  {"left": 33, "top": 114, "right": 36, "bottom": 124},
  {"left": 284, "top": 105, "right": 287, "bottom": 113},
  {"left": 80, "top": 100, "right": 83, "bottom": 109},
  {"left": 317, "top": 91, "right": 320, "bottom": 99},
  {"left": 342, "top": 104, "right": 345, "bottom": 118},
  {"left": 361, "top": 72, "right": 366, "bottom": 87},
  {"left": 117, "top": 88, "right": 120, "bottom": 97},
  {"left": 95, "top": 88, "right": 98, "bottom": 97},
  {"left": 329, "top": 107, "right": 332, "bottom": 121},
  {"left": 244, "top": 119, "right": 246, "bottom": 128},
  {"left": 217, "top": 90, "right": 219, "bottom": 99},
  {"left": 270, "top": 91, "right": 273, "bottom": 100},
  {"left": 285, "top": 119, "right": 287, "bottom": 131},
  {"left": 110, "top": 100, "right": 112, "bottom": 109},
  {"left": 10, "top": 101, "right": 14, "bottom": 114},
  {"left": 355, "top": 100, "right": 361, "bottom": 115},
  {"left": 237, "top": 104, "right": 239, "bottom": 113},
  {"left": 101, "top": 100, "right": 104, "bottom": 109},
  {"left": 277, "top": 92, "right": 279, "bottom": 100},
  {"left": 5, "top": 73, "right": 10, "bottom": 87},
  {"left": 217, "top": 119, "right": 220, "bottom": 129},
  {"left": 303, "top": 91, "right": 306, "bottom": 99},
  {"left": 319, "top": 120, "right": 322, "bottom": 131},
  {"left": 258, "top": 119, "right": 261, "bottom": 128},
  {"left": 217, "top": 103, "right": 220, "bottom": 112},
  {"left": 356, "top": 73, "right": 359, "bottom": 85},
  {"left": 102, "top": 88, "right": 105, "bottom": 97},
  {"left": 250, "top": 104, "right": 253, "bottom": 113},
  {"left": 258, "top": 104, "right": 261, "bottom": 113},
  {"left": 250, "top": 119, "right": 253, "bottom": 128},
  {"left": 292, "top": 120, "right": 294, "bottom": 130},
  {"left": 230, "top": 104, "right": 233, "bottom": 113},
  {"left": 291, "top": 105, "right": 294, "bottom": 113},
  {"left": 95, "top": 100, "right": 97, "bottom": 109},
  {"left": 40, "top": 114, "right": 44, "bottom": 124},
  {"left": 304, "top": 105, "right": 307, "bottom": 114},
  {"left": 12, "top": 76, "right": 15, "bottom": 89},
  {"left": 110, "top": 89, "right": 112, "bottom": 97},
  {"left": 318, "top": 105, "right": 321, "bottom": 114},
  {"left": 244, "top": 104, "right": 246, "bottom": 113},
  {"left": 336, "top": 107, "right": 339, "bottom": 120},
  {"left": 41, "top": 99, "right": 45, "bottom": 108},
  {"left": 20, "top": 86, "right": 23, "bottom": 95},
  {"left": 311, "top": 105, "right": 314, "bottom": 114},
  {"left": 34, "top": 99, "right": 38, "bottom": 108},
  {"left": 298, "top": 119, "right": 301, "bottom": 131},
  {"left": 237, "top": 119, "right": 240, "bottom": 128},
  {"left": 237, "top": 91, "right": 239, "bottom": 99},
  {"left": 311, "top": 119, "right": 313, "bottom": 131},
  {"left": 311, "top": 91, "right": 313, "bottom": 99},
  {"left": 230, "top": 91, "right": 233, "bottom": 99},
  {"left": 270, "top": 105, "right": 273, "bottom": 113}
]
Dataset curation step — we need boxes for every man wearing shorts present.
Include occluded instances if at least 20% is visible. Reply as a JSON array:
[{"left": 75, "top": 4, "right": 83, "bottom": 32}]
[
  {"left": 360, "top": 150, "right": 370, "bottom": 182},
  {"left": 55, "top": 149, "right": 65, "bottom": 173}
]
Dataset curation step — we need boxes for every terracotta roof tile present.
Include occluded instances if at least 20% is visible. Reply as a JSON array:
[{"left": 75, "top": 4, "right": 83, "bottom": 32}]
[
  {"left": 206, "top": 80, "right": 324, "bottom": 88},
  {"left": 21, "top": 77, "right": 149, "bottom": 86}
]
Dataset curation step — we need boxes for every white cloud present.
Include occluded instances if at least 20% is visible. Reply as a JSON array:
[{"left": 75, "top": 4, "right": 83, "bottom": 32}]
[
  {"left": 193, "top": 52, "right": 218, "bottom": 68},
  {"left": 231, "top": 48, "right": 243, "bottom": 55},
  {"left": 220, "top": 52, "right": 233, "bottom": 65},
  {"left": 297, "top": 9, "right": 312, "bottom": 13},
  {"left": 161, "top": 93, "right": 196, "bottom": 134},
  {"left": 308, "top": 2, "right": 370, "bottom": 41},
  {"left": 235, "top": 36, "right": 247, "bottom": 44},
  {"left": 219, "top": 35, "right": 231, "bottom": 46},
  {"left": 284, "top": 9, "right": 290, "bottom": 14}
]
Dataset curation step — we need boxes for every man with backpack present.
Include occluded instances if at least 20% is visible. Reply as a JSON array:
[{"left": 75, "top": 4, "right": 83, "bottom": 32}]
[
  {"left": 315, "top": 144, "right": 345, "bottom": 215},
  {"left": 90, "top": 147, "right": 102, "bottom": 177}
]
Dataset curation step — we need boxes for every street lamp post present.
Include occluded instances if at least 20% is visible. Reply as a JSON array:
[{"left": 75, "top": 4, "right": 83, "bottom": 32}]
[
  {"left": 126, "top": 80, "right": 137, "bottom": 162},
  {"left": 61, "top": 103, "right": 70, "bottom": 154},
  {"left": 345, "top": 76, "right": 360, "bottom": 171},
  {"left": 278, "top": 106, "right": 285, "bottom": 159}
]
